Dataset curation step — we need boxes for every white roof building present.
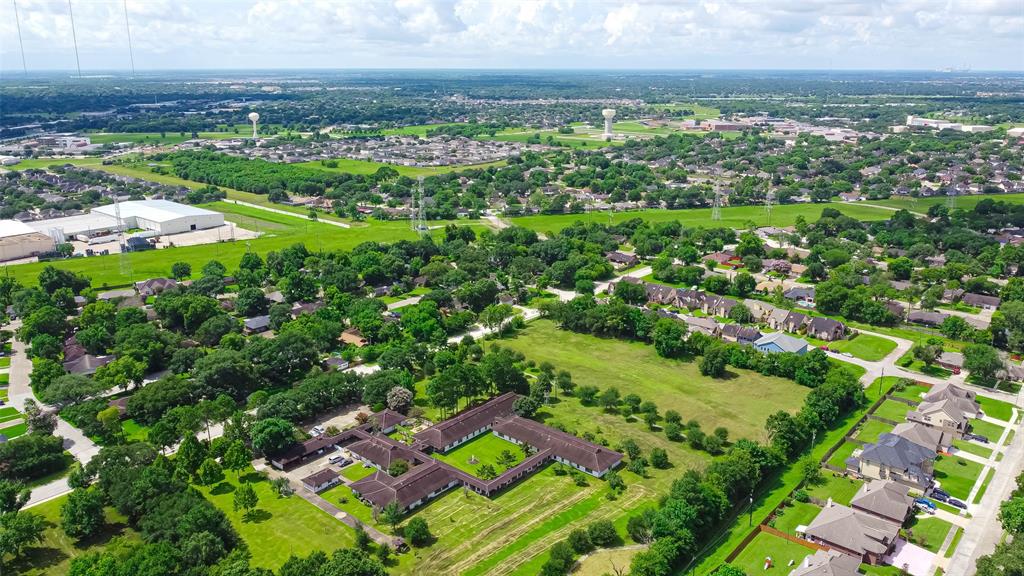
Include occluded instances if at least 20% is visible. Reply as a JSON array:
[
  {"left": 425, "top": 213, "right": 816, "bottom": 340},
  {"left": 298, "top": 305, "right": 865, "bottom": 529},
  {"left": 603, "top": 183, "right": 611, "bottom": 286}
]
[
  {"left": 91, "top": 200, "right": 224, "bottom": 234},
  {"left": 0, "top": 219, "right": 56, "bottom": 262}
]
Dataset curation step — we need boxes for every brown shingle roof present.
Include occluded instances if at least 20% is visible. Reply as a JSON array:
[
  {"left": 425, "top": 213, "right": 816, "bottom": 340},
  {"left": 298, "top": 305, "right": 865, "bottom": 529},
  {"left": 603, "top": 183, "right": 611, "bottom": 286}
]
[
  {"left": 491, "top": 416, "right": 622, "bottom": 473},
  {"left": 414, "top": 392, "right": 517, "bottom": 450}
]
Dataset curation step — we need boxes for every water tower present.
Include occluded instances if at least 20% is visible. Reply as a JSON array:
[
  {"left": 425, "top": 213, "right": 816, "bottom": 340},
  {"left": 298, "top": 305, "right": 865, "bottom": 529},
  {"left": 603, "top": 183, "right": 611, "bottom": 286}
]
[
  {"left": 602, "top": 109, "right": 616, "bottom": 138},
  {"left": 248, "top": 112, "right": 260, "bottom": 139}
]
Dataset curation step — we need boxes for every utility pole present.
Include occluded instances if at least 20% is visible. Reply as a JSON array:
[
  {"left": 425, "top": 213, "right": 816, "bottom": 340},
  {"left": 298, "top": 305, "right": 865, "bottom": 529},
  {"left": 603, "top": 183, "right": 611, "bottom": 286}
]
[
  {"left": 12, "top": 0, "right": 28, "bottom": 75},
  {"left": 68, "top": 0, "right": 82, "bottom": 79},
  {"left": 711, "top": 182, "right": 722, "bottom": 221}
]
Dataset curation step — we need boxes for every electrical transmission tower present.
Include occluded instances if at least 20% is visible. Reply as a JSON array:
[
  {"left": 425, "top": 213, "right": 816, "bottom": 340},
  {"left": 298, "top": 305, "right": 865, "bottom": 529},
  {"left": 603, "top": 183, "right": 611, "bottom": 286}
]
[
  {"left": 711, "top": 183, "right": 722, "bottom": 221},
  {"left": 946, "top": 189, "right": 957, "bottom": 210},
  {"left": 764, "top": 189, "right": 775, "bottom": 226},
  {"left": 411, "top": 177, "right": 426, "bottom": 233},
  {"left": 113, "top": 195, "right": 132, "bottom": 280}
]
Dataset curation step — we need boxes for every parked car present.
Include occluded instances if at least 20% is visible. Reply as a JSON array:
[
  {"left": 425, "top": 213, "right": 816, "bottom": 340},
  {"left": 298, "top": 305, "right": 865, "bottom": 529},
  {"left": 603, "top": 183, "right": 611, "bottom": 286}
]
[
  {"left": 311, "top": 426, "right": 325, "bottom": 436},
  {"left": 973, "top": 434, "right": 990, "bottom": 444},
  {"left": 915, "top": 497, "right": 937, "bottom": 511},
  {"left": 328, "top": 454, "right": 347, "bottom": 465},
  {"left": 931, "top": 488, "right": 950, "bottom": 502},
  {"left": 818, "top": 345, "right": 830, "bottom": 351},
  {"left": 841, "top": 352, "right": 853, "bottom": 358},
  {"left": 947, "top": 498, "right": 968, "bottom": 510}
]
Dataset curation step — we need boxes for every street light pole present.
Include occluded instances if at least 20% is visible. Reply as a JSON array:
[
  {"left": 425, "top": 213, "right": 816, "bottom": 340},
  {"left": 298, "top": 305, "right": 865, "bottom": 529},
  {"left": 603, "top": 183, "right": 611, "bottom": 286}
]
[{"left": 748, "top": 494, "right": 754, "bottom": 527}]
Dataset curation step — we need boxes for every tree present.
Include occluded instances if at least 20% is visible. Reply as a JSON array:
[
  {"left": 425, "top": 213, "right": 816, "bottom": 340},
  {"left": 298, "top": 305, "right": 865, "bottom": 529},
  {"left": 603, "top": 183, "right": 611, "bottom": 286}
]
[
  {"left": 404, "top": 516, "right": 432, "bottom": 547},
  {"left": 587, "top": 519, "right": 618, "bottom": 547},
  {"left": 222, "top": 440, "right": 252, "bottom": 480},
  {"left": 542, "top": 540, "right": 575, "bottom": 576},
  {"left": 913, "top": 340, "right": 943, "bottom": 367},
  {"left": 598, "top": 387, "right": 621, "bottom": 412},
  {"left": 61, "top": 488, "right": 105, "bottom": 539},
  {"left": 171, "top": 261, "right": 192, "bottom": 280},
  {"left": 732, "top": 273, "right": 756, "bottom": 298},
  {"left": 235, "top": 287, "right": 269, "bottom": 316},
  {"left": 513, "top": 395, "right": 540, "bottom": 417},
  {"left": 964, "top": 344, "right": 1003, "bottom": 382},
  {"left": 41, "top": 374, "right": 101, "bottom": 409},
  {"left": 699, "top": 344, "right": 728, "bottom": 378},
  {"left": 890, "top": 257, "right": 914, "bottom": 280},
  {"left": 476, "top": 463, "right": 498, "bottom": 480},
  {"left": 388, "top": 459, "right": 410, "bottom": 477},
  {"left": 0, "top": 510, "right": 46, "bottom": 562},
  {"left": 620, "top": 438, "right": 641, "bottom": 460},
  {"left": 250, "top": 418, "right": 295, "bottom": 456},
  {"left": 650, "top": 448, "right": 670, "bottom": 469},
  {"left": 727, "top": 303, "right": 753, "bottom": 324},
  {"left": 381, "top": 500, "right": 403, "bottom": 532},
  {"left": 96, "top": 406, "right": 122, "bottom": 439},
  {"left": 567, "top": 528, "right": 593, "bottom": 554},
  {"left": 233, "top": 482, "right": 259, "bottom": 521},
  {"left": 196, "top": 458, "right": 224, "bottom": 486},
  {"left": 386, "top": 386, "right": 414, "bottom": 414},
  {"left": 480, "top": 303, "right": 515, "bottom": 333},
  {"left": 652, "top": 318, "right": 687, "bottom": 358},
  {"left": 0, "top": 480, "right": 29, "bottom": 514},
  {"left": 577, "top": 385, "right": 599, "bottom": 405}
]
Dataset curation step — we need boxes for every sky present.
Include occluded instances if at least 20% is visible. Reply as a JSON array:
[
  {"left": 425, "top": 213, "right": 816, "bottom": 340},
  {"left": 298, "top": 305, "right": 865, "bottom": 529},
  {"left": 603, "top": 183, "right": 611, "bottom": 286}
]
[{"left": 0, "top": 0, "right": 1022, "bottom": 73}]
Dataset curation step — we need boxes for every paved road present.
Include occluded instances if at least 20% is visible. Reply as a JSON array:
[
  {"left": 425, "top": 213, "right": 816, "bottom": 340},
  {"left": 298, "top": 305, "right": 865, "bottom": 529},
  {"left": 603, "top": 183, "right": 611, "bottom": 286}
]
[
  {"left": 386, "top": 296, "right": 422, "bottom": 310},
  {"left": 230, "top": 200, "right": 351, "bottom": 228}
]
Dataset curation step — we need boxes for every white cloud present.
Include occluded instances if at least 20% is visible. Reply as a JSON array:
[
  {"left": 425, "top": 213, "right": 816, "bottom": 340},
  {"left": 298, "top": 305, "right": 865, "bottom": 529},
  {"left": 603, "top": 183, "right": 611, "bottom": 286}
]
[{"left": 0, "top": 0, "right": 1020, "bottom": 71}]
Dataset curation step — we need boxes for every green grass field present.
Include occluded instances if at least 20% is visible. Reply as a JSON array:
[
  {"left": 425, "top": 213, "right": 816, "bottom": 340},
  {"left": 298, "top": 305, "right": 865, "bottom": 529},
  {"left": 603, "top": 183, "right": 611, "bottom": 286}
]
[
  {"left": 495, "top": 320, "right": 808, "bottom": 443},
  {"left": 903, "top": 515, "right": 955, "bottom": 554},
  {"left": 891, "top": 382, "right": 931, "bottom": 402},
  {"left": 433, "top": 433, "right": 523, "bottom": 476},
  {"left": 197, "top": 469, "right": 355, "bottom": 571},
  {"left": 573, "top": 547, "right": 642, "bottom": 576},
  {"left": 954, "top": 439, "right": 994, "bottom": 459},
  {"left": 933, "top": 455, "right": 985, "bottom": 500},
  {"left": 727, "top": 531, "right": 816, "bottom": 575},
  {"left": 978, "top": 396, "right": 1016, "bottom": 422},
  {"left": 969, "top": 419, "right": 1007, "bottom": 442},
  {"left": 856, "top": 419, "right": 895, "bottom": 445},
  {"left": 827, "top": 334, "right": 897, "bottom": 362},
  {"left": 771, "top": 500, "right": 821, "bottom": 535},
  {"left": 804, "top": 472, "right": 864, "bottom": 506},
  {"left": 340, "top": 463, "right": 376, "bottom": 482},
  {"left": 15, "top": 493, "right": 140, "bottom": 576},
  {"left": 973, "top": 468, "right": 993, "bottom": 504},
  {"left": 297, "top": 158, "right": 507, "bottom": 179},
  {"left": 2, "top": 422, "right": 29, "bottom": 438},
  {"left": 507, "top": 203, "right": 895, "bottom": 236},
  {"left": 648, "top": 102, "right": 722, "bottom": 120},
  {"left": 827, "top": 440, "right": 860, "bottom": 470},
  {"left": 869, "top": 193, "right": 1024, "bottom": 214},
  {"left": 5, "top": 157, "right": 105, "bottom": 171},
  {"left": 872, "top": 399, "right": 913, "bottom": 423}
]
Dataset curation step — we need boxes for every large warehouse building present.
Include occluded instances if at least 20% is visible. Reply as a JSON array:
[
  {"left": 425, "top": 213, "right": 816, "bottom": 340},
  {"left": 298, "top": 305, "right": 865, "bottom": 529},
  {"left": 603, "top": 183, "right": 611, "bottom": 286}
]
[
  {"left": 0, "top": 220, "right": 56, "bottom": 262},
  {"left": 26, "top": 200, "right": 224, "bottom": 241}
]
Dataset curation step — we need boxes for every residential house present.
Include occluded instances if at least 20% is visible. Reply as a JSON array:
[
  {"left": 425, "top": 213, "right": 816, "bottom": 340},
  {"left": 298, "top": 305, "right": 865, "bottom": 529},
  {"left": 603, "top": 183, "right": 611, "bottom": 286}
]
[
  {"left": 682, "top": 316, "right": 720, "bottom": 337},
  {"left": 721, "top": 324, "right": 762, "bottom": 345},
  {"left": 784, "top": 287, "right": 815, "bottom": 305},
  {"left": 605, "top": 251, "right": 639, "bottom": 269},
  {"left": 340, "top": 327, "right": 368, "bottom": 347},
  {"left": 788, "top": 550, "right": 860, "bottom": 576},
  {"left": 850, "top": 480, "right": 914, "bottom": 524},
  {"left": 675, "top": 289, "right": 706, "bottom": 309},
  {"left": 923, "top": 382, "right": 980, "bottom": 418},
  {"left": 762, "top": 259, "right": 793, "bottom": 275},
  {"left": 962, "top": 292, "right": 1001, "bottom": 310},
  {"left": 907, "top": 310, "right": 948, "bottom": 327},
  {"left": 907, "top": 399, "right": 970, "bottom": 439},
  {"left": 847, "top": 433, "right": 936, "bottom": 490},
  {"left": 935, "top": 351, "right": 964, "bottom": 372},
  {"left": 134, "top": 277, "right": 178, "bottom": 297},
  {"left": 704, "top": 251, "right": 739, "bottom": 267},
  {"left": 754, "top": 332, "right": 809, "bottom": 355},
  {"left": 806, "top": 317, "right": 846, "bottom": 341},
  {"left": 703, "top": 295, "right": 738, "bottom": 317},
  {"left": 63, "top": 354, "right": 114, "bottom": 376},
  {"left": 243, "top": 315, "right": 271, "bottom": 335},
  {"left": 941, "top": 288, "right": 964, "bottom": 303},
  {"left": 802, "top": 501, "right": 900, "bottom": 564},
  {"left": 884, "top": 301, "right": 906, "bottom": 319},
  {"left": 97, "top": 288, "right": 136, "bottom": 302},
  {"left": 744, "top": 299, "right": 780, "bottom": 322},
  {"left": 891, "top": 421, "right": 950, "bottom": 453},
  {"left": 645, "top": 283, "right": 677, "bottom": 306}
]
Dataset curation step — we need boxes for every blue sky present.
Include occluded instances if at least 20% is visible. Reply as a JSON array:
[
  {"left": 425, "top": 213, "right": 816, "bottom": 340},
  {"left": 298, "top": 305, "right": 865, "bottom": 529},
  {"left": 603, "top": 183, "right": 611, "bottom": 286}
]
[{"left": 1, "top": 0, "right": 1022, "bottom": 72}]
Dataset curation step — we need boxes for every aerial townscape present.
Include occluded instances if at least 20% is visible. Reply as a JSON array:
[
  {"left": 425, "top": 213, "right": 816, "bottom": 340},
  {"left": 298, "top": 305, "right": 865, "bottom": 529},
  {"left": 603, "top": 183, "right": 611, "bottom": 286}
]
[{"left": 0, "top": 3, "right": 1023, "bottom": 576}]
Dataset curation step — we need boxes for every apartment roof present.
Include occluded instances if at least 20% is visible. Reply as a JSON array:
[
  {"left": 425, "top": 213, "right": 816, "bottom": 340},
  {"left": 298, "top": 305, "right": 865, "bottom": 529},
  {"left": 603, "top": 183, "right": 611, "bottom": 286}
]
[
  {"left": 414, "top": 392, "right": 517, "bottom": 450},
  {"left": 347, "top": 434, "right": 422, "bottom": 470},
  {"left": 350, "top": 460, "right": 456, "bottom": 510},
  {"left": 491, "top": 415, "right": 622, "bottom": 473},
  {"left": 301, "top": 468, "right": 339, "bottom": 488}
]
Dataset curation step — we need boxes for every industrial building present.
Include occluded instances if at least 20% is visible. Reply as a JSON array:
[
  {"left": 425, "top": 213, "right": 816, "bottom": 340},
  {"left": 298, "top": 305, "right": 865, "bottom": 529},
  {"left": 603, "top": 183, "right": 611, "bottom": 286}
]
[
  {"left": 0, "top": 220, "right": 56, "bottom": 262},
  {"left": 25, "top": 200, "right": 224, "bottom": 243}
]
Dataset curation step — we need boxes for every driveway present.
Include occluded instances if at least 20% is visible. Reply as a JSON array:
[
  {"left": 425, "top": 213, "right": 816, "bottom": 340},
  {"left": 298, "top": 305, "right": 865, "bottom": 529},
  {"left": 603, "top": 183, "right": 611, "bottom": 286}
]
[{"left": 883, "top": 540, "right": 935, "bottom": 576}]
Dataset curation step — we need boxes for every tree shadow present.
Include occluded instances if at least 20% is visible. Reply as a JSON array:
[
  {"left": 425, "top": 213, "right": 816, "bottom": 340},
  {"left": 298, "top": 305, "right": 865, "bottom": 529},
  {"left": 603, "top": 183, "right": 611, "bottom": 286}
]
[
  {"left": 11, "top": 546, "right": 68, "bottom": 574},
  {"left": 211, "top": 481, "right": 236, "bottom": 496},
  {"left": 246, "top": 509, "right": 272, "bottom": 523},
  {"left": 239, "top": 471, "right": 264, "bottom": 484},
  {"left": 718, "top": 370, "right": 741, "bottom": 381}
]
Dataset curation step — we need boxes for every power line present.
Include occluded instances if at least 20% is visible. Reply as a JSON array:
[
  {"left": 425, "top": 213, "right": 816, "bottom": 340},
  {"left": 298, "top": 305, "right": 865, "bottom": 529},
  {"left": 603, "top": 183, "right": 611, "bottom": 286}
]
[
  {"left": 123, "top": 0, "right": 135, "bottom": 77},
  {"left": 67, "top": 0, "right": 82, "bottom": 78},
  {"left": 12, "top": 0, "right": 27, "bottom": 75}
]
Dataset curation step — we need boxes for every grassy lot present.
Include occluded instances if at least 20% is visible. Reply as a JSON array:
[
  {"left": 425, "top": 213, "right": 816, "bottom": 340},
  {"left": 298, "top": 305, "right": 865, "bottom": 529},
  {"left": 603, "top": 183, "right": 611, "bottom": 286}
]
[
  {"left": 945, "top": 527, "right": 964, "bottom": 558},
  {"left": 978, "top": 396, "right": 1016, "bottom": 422},
  {"left": 804, "top": 473, "right": 864, "bottom": 506},
  {"left": 770, "top": 500, "right": 821, "bottom": 535},
  {"left": 727, "top": 531, "right": 816, "bottom": 574},
  {"left": 870, "top": 193, "right": 1024, "bottom": 213},
  {"left": 872, "top": 399, "right": 913, "bottom": 423},
  {"left": 4, "top": 157, "right": 105, "bottom": 171},
  {"left": 495, "top": 320, "right": 808, "bottom": 443},
  {"left": 896, "top": 350, "right": 954, "bottom": 379},
  {"left": 573, "top": 547, "right": 643, "bottom": 576},
  {"left": 508, "top": 203, "right": 895, "bottom": 235},
  {"left": 433, "top": 433, "right": 523, "bottom": 475},
  {"left": 827, "top": 334, "right": 897, "bottom": 362},
  {"left": 2, "top": 201, "right": 487, "bottom": 287},
  {"left": 954, "top": 439, "right": 994, "bottom": 459},
  {"left": 970, "top": 419, "right": 1007, "bottom": 442},
  {"left": 933, "top": 455, "right": 985, "bottom": 501},
  {"left": 341, "top": 463, "right": 375, "bottom": 482},
  {"left": 196, "top": 468, "right": 355, "bottom": 571},
  {"left": 827, "top": 440, "right": 860, "bottom": 470},
  {"left": 121, "top": 419, "right": 150, "bottom": 443},
  {"left": 648, "top": 102, "right": 722, "bottom": 119},
  {"left": 0, "top": 356, "right": 11, "bottom": 367},
  {"left": 15, "top": 493, "right": 141, "bottom": 576},
  {"left": 903, "top": 515, "right": 955, "bottom": 554},
  {"left": 297, "top": 158, "right": 507, "bottom": 179},
  {"left": 973, "top": 468, "right": 993, "bottom": 504},
  {"left": 318, "top": 482, "right": 377, "bottom": 527},
  {"left": 856, "top": 419, "right": 895, "bottom": 445},
  {"left": 3, "top": 422, "right": 29, "bottom": 438},
  {"left": 891, "top": 382, "right": 931, "bottom": 402}
]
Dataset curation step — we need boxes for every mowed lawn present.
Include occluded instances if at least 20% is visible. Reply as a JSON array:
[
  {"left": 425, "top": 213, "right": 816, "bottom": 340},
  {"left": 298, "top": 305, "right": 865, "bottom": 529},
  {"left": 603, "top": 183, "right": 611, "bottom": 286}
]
[
  {"left": 496, "top": 320, "right": 808, "bottom": 443},
  {"left": 805, "top": 473, "right": 864, "bottom": 506},
  {"left": 196, "top": 469, "right": 354, "bottom": 571},
  {"left": 978, "top": 396, "right": 1016, "bottom": 422},
  {"left": 15, "top": 493, "right": 140, "bottom": 576},
  {"left": 508, "top": 203, "right": 895, "bottom": 235},
  {"left": 933, "top": 456, "right": 985, "bottom": 501},
  {"left": 827, "top": 334, "right": 897, "bottom": 362},
  {"left": 872, "top": 399, "right": 913, "bottom": 423},
  {"left": 433, "top": 433, "right": 523, "bottom": 475},
  {"left": 903, "top": 515, "right": 955, "bottom": 554},
  {"left": 727, "top": 531, "right": 816, "bottom": 574},
  {"left": 297, "top": 158, "right": 507, "bottom": 178},
  {"left": 856, "top": 418, "right": 896, "bottom": 445}
]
